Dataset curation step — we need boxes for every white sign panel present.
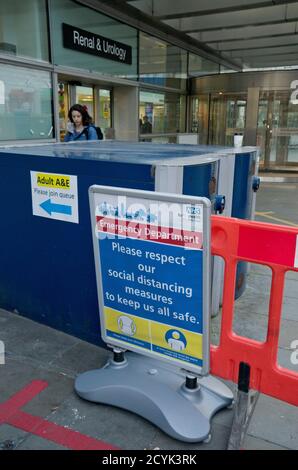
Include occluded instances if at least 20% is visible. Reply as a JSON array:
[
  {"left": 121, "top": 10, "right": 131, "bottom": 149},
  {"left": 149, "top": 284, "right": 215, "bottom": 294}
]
[
  {"left": 89, "top": 186, "right": 211, "bottom": 376},
  {"left": 30, "top": 171, "right": 78, "bottom": 223},
  {"left": 295, "top": 235, "right": 298, "bottom": 269}
]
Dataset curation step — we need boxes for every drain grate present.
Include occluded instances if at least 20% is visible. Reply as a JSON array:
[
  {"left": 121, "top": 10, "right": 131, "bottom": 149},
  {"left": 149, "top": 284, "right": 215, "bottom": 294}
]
[{"left": 0, "top": 439, "right": 15, "bottom": 450}]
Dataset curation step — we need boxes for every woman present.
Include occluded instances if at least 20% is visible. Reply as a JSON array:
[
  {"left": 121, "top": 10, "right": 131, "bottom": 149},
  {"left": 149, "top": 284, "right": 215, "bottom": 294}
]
[{"left": 64, "top": 104, "right": 98, "bottom": 142}]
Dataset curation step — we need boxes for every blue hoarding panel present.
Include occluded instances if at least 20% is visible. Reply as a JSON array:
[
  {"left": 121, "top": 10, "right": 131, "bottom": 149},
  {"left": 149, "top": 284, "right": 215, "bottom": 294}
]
[
  {"left": 0, "top": 152, "right": 154, "bottom": 345},
  {"left": 0, "top": 142, "right": 257, "bottom": 343}
]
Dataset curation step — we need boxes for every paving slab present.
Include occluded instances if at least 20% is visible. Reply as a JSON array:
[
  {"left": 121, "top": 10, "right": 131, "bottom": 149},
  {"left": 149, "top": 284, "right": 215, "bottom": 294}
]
[
  {"left": 0, "top": 356, "right": 74, "bottom": 417},
  {"left": 51, "top": 341, "right": 109, "bottom": 376},
  {"left": 148, "top": 422, "right": 231, "bottom": 450},
  {"left": 211, "top": 397, "right": 235, "bottom": 428},
  {"left": 283, "top": 278, "right": 298, "bottom": 300},
  {"left": 277, "top": 347, "right": 298, "bottom": 373},
  {"left": 50, "top": 394, "right": 158, "bottom": 450},
  {"left": 243, "top": 434, "right": 289, "bottom": 450},
  {"left": 233, "top": 294, "right": 298, "bottom": 323},
  {"left": 0, "top": 308, "right": 79, "bottom": 364},
  {"left": 17, "top": 435, "right": 67, "bottom": 450},
  {"left": 0, "top": 424, "right": 28, "bottom": 450},
  {"left": 231, "top": 308, "right": 298, "bottom": 347},
  {"left": 247, "top": 394, "right": 298, "bottom": 450}
]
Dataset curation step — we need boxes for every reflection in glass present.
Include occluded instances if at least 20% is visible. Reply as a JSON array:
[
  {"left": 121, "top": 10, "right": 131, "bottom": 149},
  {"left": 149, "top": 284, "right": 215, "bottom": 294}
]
[
  {"left": 139, "top": 33, "right": 187, "bottom": 90},
  {"left": 58, "top": 82, "right": 69, "bottom": 141},
  {"left": 76, "top": 86, "right": 94, "bottom": 118},
  {"left": 189, "top": 54, "right": 219, "bottom": 77},
  {"left": 257, "top": 91, "right": 298, "bottom": 168},
  {"left": 50, "top": 0, "right": 138, "bottom": 79},
  {"left": 0, "top": 0, "right": 49, "bottom": 61},
  {"left": 0, "top": 64, "right": 53, "bottom": 141},
  {"left": 191, "top": 95, "right": 209, "bottom": 144},
  {"left": 139, "top": 90, "right": 186, "bottom": 137},
  {"left": 98, "top": 89, "right": 111, "bottom": 132},
  {"left": 209, "top": 93, "right": 247, "bottom": 146}
]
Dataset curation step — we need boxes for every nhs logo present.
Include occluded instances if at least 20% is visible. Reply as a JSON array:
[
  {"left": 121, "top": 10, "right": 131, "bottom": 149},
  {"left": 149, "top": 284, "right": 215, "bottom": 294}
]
[
  {"left": 186, "top": 205, "right": 201, "bottom": 216},
  {"left": 0, "top": 340, "right": 4, "bottom": 365}
]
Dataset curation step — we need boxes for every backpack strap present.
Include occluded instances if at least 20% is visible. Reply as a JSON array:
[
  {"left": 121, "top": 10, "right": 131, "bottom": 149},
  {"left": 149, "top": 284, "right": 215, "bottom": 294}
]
[
  {"left": 82, "top": 126, "right": 94, "bottom": 140},
  {"left": 73, "top": 129, "right": 86, "bottom": 141},
  {"left": 74, "top": 126, "right": 97, "bottom": 140},
  {"left": 83, "top": 127, "right": 90, "bottom": 140}
]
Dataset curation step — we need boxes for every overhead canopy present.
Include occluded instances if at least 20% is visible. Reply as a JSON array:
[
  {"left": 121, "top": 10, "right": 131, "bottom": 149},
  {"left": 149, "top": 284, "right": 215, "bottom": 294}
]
[{"left": 126, "top": 0, "right": 298, "bottom": 70}]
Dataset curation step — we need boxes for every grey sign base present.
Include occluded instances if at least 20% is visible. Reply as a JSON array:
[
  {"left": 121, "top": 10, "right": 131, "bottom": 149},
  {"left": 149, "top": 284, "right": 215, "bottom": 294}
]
[{"left": 75, "top": 352, "right": 234, "bottom": 443}]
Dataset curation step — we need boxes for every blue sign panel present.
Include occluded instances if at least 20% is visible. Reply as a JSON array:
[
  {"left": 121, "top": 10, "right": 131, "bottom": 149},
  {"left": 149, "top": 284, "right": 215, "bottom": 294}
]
[{"left": 90, "top": 186, "right": 211, "bottom": 375}]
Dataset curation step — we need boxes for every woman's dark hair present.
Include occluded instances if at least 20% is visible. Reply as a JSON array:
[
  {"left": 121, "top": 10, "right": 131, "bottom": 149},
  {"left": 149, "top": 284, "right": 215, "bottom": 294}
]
[{"left": 68, "top": 104, "right": 93, "bottom": 126}]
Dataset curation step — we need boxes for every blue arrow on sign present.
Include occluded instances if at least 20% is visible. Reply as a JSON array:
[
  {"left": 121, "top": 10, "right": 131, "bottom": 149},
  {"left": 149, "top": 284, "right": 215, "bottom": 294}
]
[{"left": 40, "top": 198, "right": 72, "bottom": 216}]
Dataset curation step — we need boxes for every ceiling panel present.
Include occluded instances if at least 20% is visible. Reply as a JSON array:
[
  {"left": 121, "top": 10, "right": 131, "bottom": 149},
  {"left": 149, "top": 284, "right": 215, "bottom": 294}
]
[
  {"left": 191, "top": 22, "right": 298, "bottom": 43},
  {"left": 129, "top": 0, "right": 266, "bottom": 18},
  {"left": 123, "top": 0, "right": 298, "bottom": 70},
  {"left": 164, "top": 5, "right": 288, "bottom": 32},
  {"left": 228, "top": 44, "right": 298, "bottom": 58},
  {"left": 212, "top": 34, "right": 298, "bottom": 51}
]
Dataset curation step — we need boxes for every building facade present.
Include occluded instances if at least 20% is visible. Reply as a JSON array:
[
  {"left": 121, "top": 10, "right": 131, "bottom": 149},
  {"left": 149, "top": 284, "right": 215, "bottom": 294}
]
[
  {"left": 0, "top": 0, "right": 220, "bottom": 144},
  {"left": 1, "top": 0, "right": 298, "bottom": 170},
  {"left": 190, "top": 71, "right": 298, "bottom": 170}
]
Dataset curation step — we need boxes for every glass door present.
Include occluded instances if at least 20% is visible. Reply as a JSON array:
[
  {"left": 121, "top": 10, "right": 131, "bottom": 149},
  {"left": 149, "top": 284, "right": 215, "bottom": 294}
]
[
  {"left": 57, "top": 83, "right": 94, "bottom": 140},
  {"left": 97, "top": 88, "right": 112, "bottom": 138},
  {"left": 75, "top": 85, "right": 94, "bottom": 118},
  {"left": 256, "top": 96, "right": 270, "bottom": 167},
  {"left": 190, "top": 95, "right": 209, "bottom": 144},
  {"left": 58, "top": 81, "right": 113, "bottom": 140},
  {"left": 226, "top": 97, "right": 246, "bottom": 146},
  {"left": 58, "top": 81, "right": 69, "bottom": 141},
  {"left": 209, "top": 93, "right": 247, "bottom": 146},
  {"left": 76, "top": 86, "right": 112, "bottom": 137},
  {"left": 139, "top": 90, "right": 185, "bottom": 143},
  {"left": 257, "top": 91, "right": 298, "bottom": 169}
]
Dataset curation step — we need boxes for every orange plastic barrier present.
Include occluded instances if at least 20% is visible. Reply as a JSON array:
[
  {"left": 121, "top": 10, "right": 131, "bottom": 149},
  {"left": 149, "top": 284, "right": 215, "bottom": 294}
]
[{"left": 210, "top": 215, "right": 298, "bottom": 407}]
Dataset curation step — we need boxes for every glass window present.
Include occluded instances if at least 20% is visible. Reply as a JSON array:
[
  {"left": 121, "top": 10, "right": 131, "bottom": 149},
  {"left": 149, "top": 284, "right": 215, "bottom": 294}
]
[
  {"left": 191, "top": 95, "right": 209, "bottom": 144},
  {"left": 58, "top": 83, "right": 112, "bottom": 140},
  {"left": 98, "top": 89, "right": 112, "bottom": 131},
  {"left": 220, "top": 65, "right": 237, "bottom": 74},
  {"left": 50, "top": 0, "right": 137, "bottom": 79},
  {"left": 189, "top": 54, "right": 219, "bottom": 77},
  {"left": 76, "top": 86, "right": 94, "bottom": 117},
  {"left": 0, "top": 0, "right": 49, "bottom": 62},
  {"left": 139, "top": 90, "right": 186, "bottom": 135},
  {"left": 257, "top": 90, "right": 298, "bottom": 168},
  {"left": 209, "top": 93, "right": 246, "bottom": 146},
  {"left": 58, "top": 81, "right": 69, "bottom": 141},
  {"left": 139, "top": 33, "right": 187, "bottom": 90},
  {"left": 0, "top": 64, "right": 53, "bottom": 141}
]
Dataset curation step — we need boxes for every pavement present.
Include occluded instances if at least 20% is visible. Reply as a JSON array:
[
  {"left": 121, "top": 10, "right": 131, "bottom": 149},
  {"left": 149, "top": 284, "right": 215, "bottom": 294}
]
[{"left": 0, "top": 181, "right": 297, "bottom": 450}]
